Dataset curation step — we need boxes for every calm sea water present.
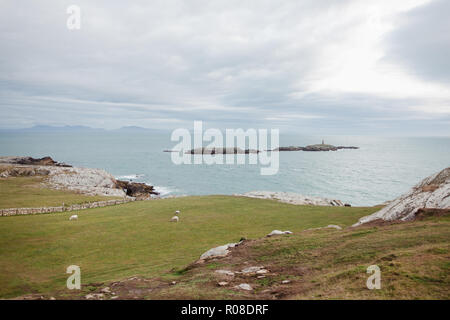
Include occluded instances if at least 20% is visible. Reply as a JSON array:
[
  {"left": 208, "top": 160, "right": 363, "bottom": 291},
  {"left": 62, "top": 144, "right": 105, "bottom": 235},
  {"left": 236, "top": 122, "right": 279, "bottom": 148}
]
[{"left": 0, "top": 132, "right": 449, "bottom": 206}]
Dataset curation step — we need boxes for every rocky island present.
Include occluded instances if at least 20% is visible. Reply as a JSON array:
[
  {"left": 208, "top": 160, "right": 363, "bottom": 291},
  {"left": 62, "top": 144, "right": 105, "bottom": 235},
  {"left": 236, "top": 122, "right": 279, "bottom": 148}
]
[
  {"left": 275, "top": 140, "right": 358, "bottom": 152},
  {"left": 179, "top": 142, "right": 357, "bottom": 154}
]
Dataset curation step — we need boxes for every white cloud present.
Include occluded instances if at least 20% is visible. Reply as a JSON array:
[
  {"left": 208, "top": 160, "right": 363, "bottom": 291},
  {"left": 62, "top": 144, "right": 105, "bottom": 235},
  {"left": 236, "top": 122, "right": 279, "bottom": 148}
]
[{"left": 0, "top": 0, "right": 448, "bottom": 134}]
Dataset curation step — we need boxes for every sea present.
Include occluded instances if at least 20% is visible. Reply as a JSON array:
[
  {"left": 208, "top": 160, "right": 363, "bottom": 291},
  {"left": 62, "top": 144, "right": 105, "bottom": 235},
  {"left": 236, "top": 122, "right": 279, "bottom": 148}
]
[{"left": 0, "top": 132, "right": 449, "bottom": 207}]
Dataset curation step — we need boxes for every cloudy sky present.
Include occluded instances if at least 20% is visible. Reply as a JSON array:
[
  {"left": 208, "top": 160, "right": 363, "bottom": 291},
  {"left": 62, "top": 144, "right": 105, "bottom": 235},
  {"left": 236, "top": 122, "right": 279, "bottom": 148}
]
[{"left": 0, "top": 0, "right": 449, "bottom": 135}]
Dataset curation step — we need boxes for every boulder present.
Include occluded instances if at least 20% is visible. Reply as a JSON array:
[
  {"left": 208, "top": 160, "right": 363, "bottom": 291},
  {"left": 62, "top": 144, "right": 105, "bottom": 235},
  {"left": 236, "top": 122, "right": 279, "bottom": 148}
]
[
  {"left": 200, "top": 242, "right": 242, "bottom": 260},
  {"left": 241, "top": 266, "right": 265, "bottom": 274},
  {"left": 215, "top": 270, "right": 235, "bottom": 277},
  {"left": 354, "top": 167, "right": 450, "bottom": 226},
  {"left": 235, "top": 283, "right": 252, "bottom": 291},
  {"left": 85, "top": 293, "right": 104, "bottom": 300},
  {"left": 267, "top": 230, "right": 292, "bottom": 237},
  {"left": 305, "top": 224, "right": 343, "bottom": 231},
  {"left": 326, "top": 225, "right": 342, "bottom": 230},
  {"left": 115, "top": 180, "right": 159, "bottom": 198}
]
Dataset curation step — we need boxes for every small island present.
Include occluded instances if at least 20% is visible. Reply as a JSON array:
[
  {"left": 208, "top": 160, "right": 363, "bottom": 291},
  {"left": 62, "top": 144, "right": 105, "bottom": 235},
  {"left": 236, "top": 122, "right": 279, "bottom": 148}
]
[
  {"left": 185, "top": 147, "right": 259, "bottom": 154},
  {"left": 275, "top": 140, "right": 358, "bottom": 152},
  {"left": 171, "top": 141, "right": 358, "bottom": 153}
]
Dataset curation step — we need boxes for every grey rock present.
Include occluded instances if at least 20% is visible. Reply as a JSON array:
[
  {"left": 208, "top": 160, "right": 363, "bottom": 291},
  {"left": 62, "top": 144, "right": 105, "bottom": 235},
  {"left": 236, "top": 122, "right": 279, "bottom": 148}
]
[
  {"left": 326, "top": 225, "right": 342, "bottom": 230},
  {"left": 242, "top": 266, "right": 265, "bottom": 274},
  {"left": 236, "top": 283, "right": 253, "bottom": 291},
  {"left": 200, "top": 241, "right": 242, "bottom": 260},
  {"left": 267, "top": 230, "right": 292, "bottom": 237},
  {"left": 354, "top": 167, "right": 450, "bottom": 226},
  {"left": 240, "top": 191, "right": 344, "bottom": 207},
  {"left": 215, "top": 270, "right": 235, "bottom": 276}
]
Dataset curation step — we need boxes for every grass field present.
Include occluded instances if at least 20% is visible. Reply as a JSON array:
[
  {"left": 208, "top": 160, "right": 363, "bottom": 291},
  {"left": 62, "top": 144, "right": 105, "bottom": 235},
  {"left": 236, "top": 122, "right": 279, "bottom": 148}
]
[
  {"left": 0, "top": 195, "right": 377, "bottom": 298},
  {"left": 0, "top": 176, "right": 120, "bottom": 209},
  {"left": 156, "top": 214, "right": 449, "bottom": 299}
]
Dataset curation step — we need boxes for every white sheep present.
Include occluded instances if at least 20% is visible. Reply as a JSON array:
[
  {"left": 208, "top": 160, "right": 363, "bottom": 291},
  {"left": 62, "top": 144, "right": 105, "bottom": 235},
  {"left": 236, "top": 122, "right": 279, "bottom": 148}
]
[
  {"left": 170, "top": 216, "right": 179, "bottom": 222},
  {"left": 69, "top": 214, "right": 78, "bottom": 221},
  {"left": 175, "top": 210, "right": 180, "bottom": 215}
]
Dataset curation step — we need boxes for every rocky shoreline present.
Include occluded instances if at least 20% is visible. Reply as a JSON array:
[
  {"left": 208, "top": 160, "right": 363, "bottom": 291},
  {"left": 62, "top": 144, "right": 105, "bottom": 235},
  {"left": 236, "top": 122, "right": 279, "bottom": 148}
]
[
  {"left": 237, "top": 191, "right": 349, "bottom": 207},
  {"left": 0, "top": 156, "right": 72, "bottom": 167},
  {"left": 0, "top": 156, "right": 159, "bottom": 199}
]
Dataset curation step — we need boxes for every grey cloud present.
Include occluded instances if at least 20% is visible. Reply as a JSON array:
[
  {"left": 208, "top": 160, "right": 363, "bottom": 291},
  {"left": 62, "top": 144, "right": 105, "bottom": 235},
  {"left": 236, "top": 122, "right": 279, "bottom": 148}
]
[
  {"left": 0, "top": 0, "right": 448, "bottom": 135},
  {"left": 384, "top": 0, "right": 450, "bottom": 83}
]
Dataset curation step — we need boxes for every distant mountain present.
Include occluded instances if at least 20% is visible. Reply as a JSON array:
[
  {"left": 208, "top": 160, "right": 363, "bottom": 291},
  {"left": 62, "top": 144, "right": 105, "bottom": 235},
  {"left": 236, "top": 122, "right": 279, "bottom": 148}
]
[
  {"left": 0, "top": 125, "right": 104, "bottom": 132},
  {"left": 0, "top": 125, "right": 169, "bottom": 133},
  {"left": 112, "top": 126, "right": 170, "bottom": 133},
  {"left": 35, "top": 125, "right": 104, "bottom": 132},
  {"left": 115, "top": 126, "right": 152, "bottom": 132}
]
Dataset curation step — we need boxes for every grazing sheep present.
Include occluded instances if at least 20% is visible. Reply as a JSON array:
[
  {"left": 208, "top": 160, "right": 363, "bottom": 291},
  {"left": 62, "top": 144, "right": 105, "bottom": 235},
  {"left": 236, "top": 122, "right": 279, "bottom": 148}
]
[
  {"left": 170, "top": 216, "right": 179, "bottom": 222},
  {"left": 175, "top": 210, "right": 180, "bottom": 215},
  {"left": 69, "top": 215, "right": 78, "bottom": 221}
]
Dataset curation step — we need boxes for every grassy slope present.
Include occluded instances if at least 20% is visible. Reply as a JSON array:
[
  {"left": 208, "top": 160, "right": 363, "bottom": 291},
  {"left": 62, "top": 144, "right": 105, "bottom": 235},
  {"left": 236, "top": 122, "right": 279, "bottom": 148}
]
[
  {"left": 0, "top": 177, "right": 120, "bottom": 209},
  {"left": 0, "top": 195, "right": 376, "bottom": 298},
  {"left": 158, "top": 215, "right": 449, "bottom": 300}
]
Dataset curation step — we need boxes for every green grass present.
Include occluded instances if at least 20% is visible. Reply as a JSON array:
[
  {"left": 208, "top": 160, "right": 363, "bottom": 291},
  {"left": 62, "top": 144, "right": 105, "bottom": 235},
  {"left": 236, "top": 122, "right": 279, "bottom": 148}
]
[
  {"left": 0, "top": 176, "right": 120, "bottom": 209},
  {"left": 153, "top": 215, "right": 449, "bottom": 300},
  {"left": 0, "top": 195, "right": 376, "bottom": 298}
]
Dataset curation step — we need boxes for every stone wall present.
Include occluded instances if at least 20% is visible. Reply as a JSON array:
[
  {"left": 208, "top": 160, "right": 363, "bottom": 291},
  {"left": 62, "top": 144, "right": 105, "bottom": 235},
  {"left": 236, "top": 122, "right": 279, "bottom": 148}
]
[{"left": 0, "top": 198, "right": 136, "bottom": 217}]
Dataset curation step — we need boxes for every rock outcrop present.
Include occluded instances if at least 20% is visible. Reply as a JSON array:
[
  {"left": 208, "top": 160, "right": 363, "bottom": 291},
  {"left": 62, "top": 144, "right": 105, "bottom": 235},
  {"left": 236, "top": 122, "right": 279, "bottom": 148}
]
[
  {"left": 48, "top": 167, "right": 127, "bottom": 197},
  {"left": 0, "top": 156, "right": 158, "bottom": 198},
  {"left": 199, "top": 241, "right": 243, "bottom": 260},
  {"left": 354, "top": 167, "right": 450, "bottom": 226},
  {"left": 239, "top": 191, "right": 345, "bottom": 207},
  {"left": 0, "top": 166, "right": 51, "bottom": 177},
  {"left": 0, "top": 156, "right": 71, "bottom": 167},
  {"left": 115, "top": 180, "right": 158, "bottom": 199}
]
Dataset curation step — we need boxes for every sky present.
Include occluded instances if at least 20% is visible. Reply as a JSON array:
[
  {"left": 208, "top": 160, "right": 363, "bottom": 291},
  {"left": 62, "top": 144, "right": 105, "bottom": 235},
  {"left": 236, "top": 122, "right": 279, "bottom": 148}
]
[{"left": 0, "top": 0, "right": 449, "bottom": 135}]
